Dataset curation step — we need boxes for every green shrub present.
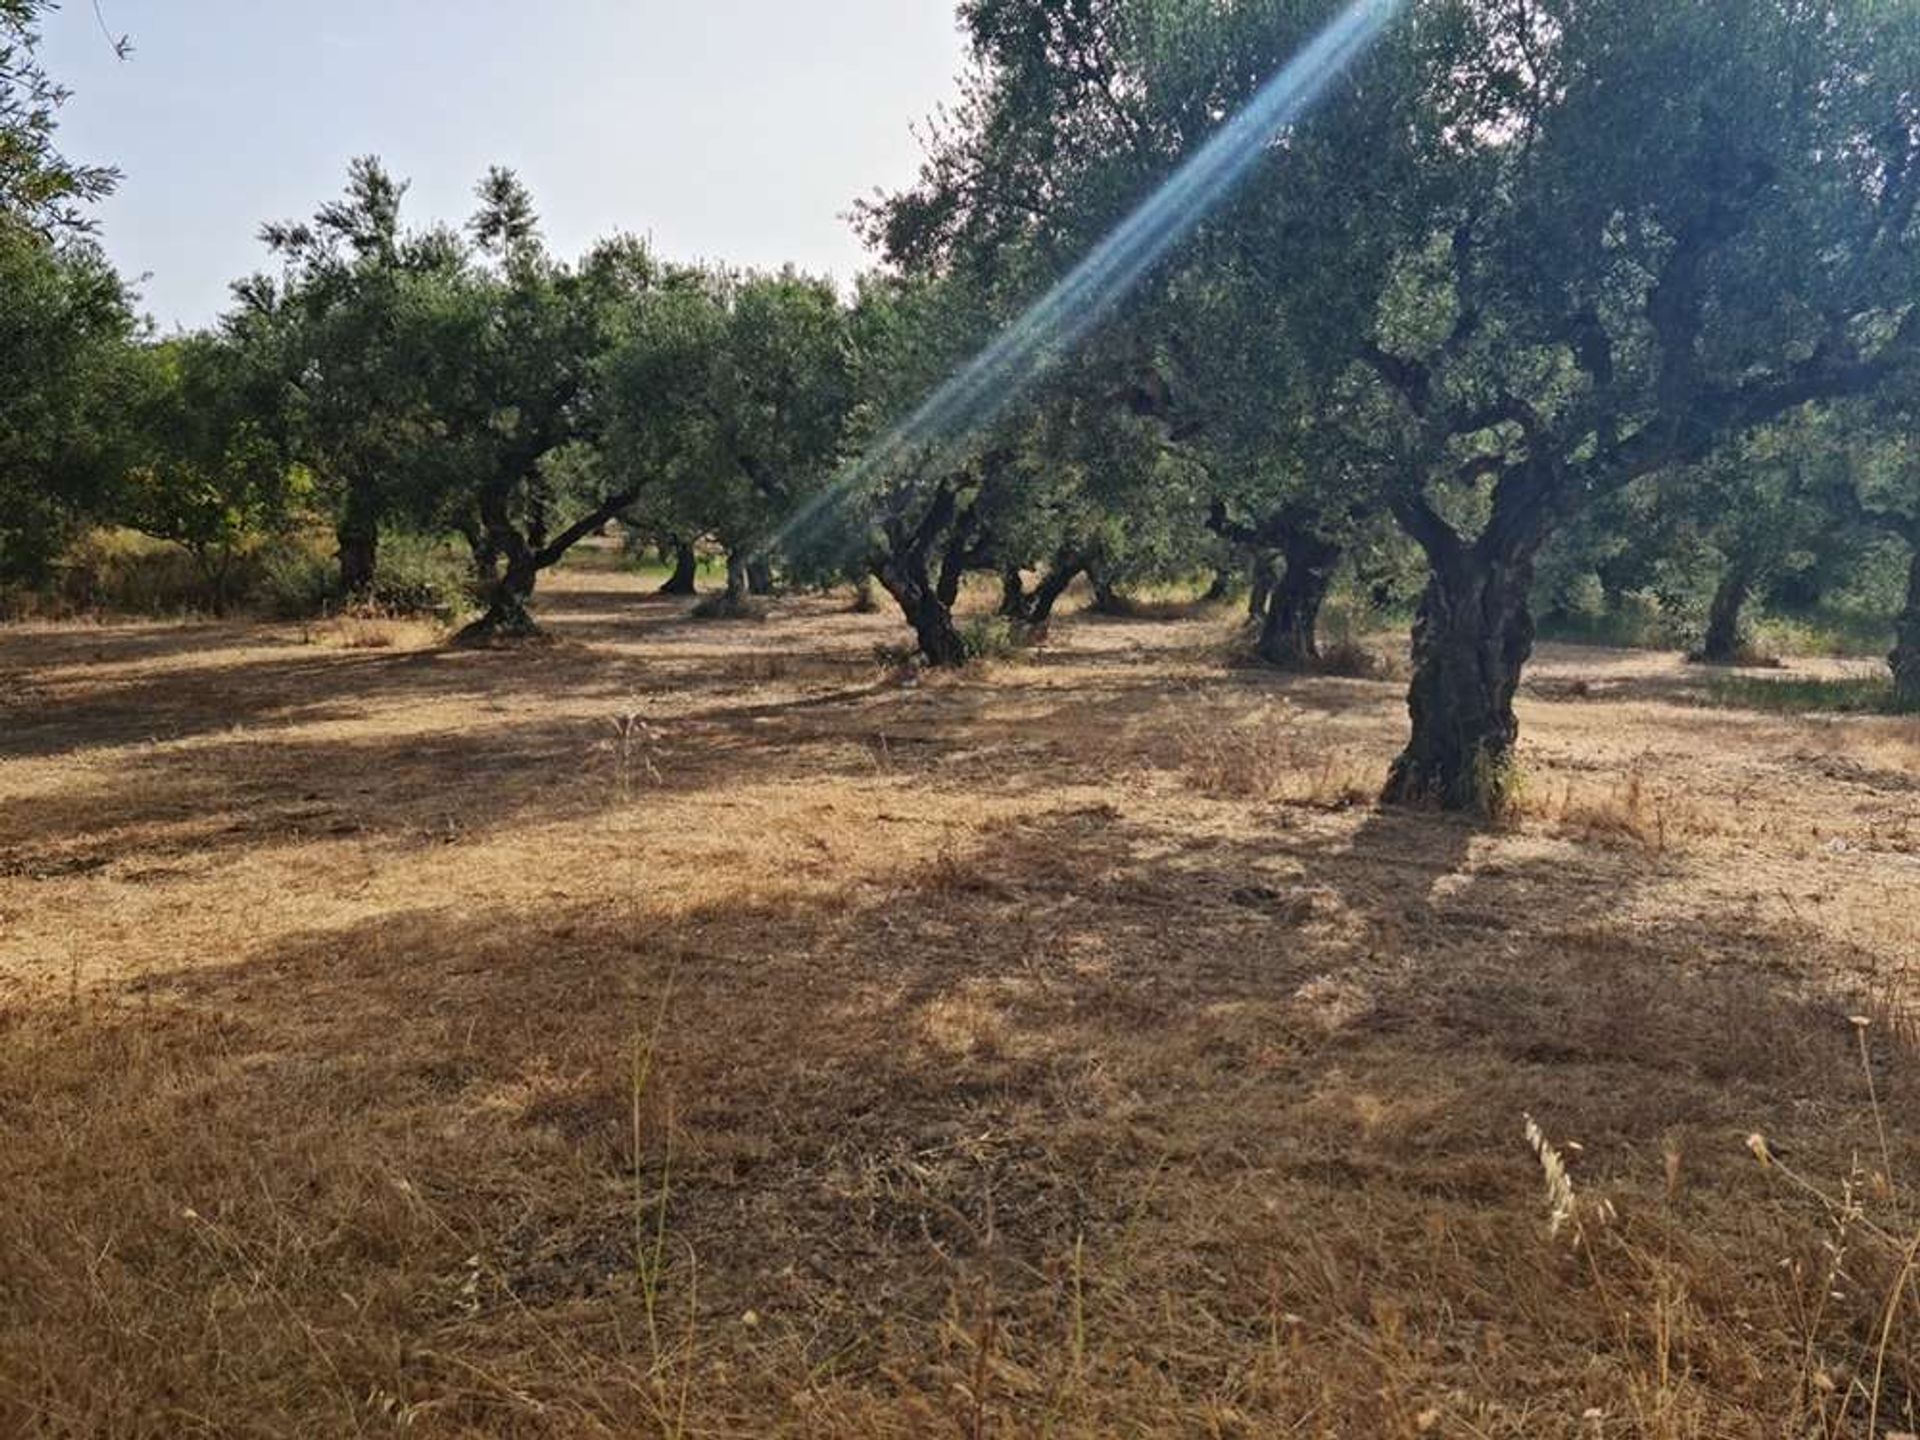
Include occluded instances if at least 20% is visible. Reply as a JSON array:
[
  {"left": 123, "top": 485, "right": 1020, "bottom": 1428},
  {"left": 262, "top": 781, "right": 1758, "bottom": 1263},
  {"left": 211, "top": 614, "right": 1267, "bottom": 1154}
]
[
  {"left": 364, "top": 532, "right": 476, "bottom": 620},
  {"left": 257, "top": 533, "right": 339, "bottom": 618},
  {"left": 261, "top": 530, "right": 475, "bottom": 620},
  {"left": 960, "top": 614, "right": 1019, "bottom": 660},
  {"left": 1749, "top": 610, "right": 1895, "bottom": 661}
]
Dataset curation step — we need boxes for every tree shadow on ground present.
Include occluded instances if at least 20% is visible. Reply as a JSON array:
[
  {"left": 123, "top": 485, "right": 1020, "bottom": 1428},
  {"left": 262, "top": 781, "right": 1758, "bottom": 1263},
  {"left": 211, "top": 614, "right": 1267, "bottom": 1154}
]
[{"left": 8, "top": 799, "right": 1913, "bottom": 1435}]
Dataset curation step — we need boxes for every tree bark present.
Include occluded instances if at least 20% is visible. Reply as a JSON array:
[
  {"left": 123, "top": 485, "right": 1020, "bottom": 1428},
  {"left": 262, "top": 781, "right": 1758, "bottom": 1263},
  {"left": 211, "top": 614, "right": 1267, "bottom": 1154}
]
[
  {"left": 471, "top": 553, "right": 541, "bottom": 638},
  {"left": 658, "top": 539, "right": 699, "bottom": 596},
  {"left": 1090, "top": 572, "right": 1125, "bottom": 616},
  {"left": 1025, "top": 552, "right": 1085, "bottom": 628},
  {"left": 466, "top": 527, "right": 502, "bottom": 587},
  {"left": 746, "top": 555, "right": 775, "bottom": 597},
  {"left": 999, "top": 550, "right": 1084, "bottom": 630},
  {"left": 190, "top": 545, "right": 234, "bottom": 619},
  {"left": 458, "top": 477, "right": 648, "bottom": 643},
  {"left": 873, "top": 481, "right": 972, "bottom": 666},
  {"left": 1256, "top": 533, "right": 1342, "bottom": 670},
  {"left": 1383, "top": 547, "right": 1537, "bottom": 813},
  {"left": 1248, "top": 552, "right": 1277, "bottom": 621},
  {"left": 1697, "top": 563, "right": 1754, "bottom": 664},
  {"left": 876, "top": 561, "right": 968, "bottom": 666},
  {"left": 1892, "top": 541, "right": 1920, "bottom": 710},
  {"left": 999, "top": 565, "right": 1028, "bottom": 620},
  {"left": 725, "top": 552, "right": 751, "bottom": 606},
  {"left": 336, "top": 483, "right": 380, "bottom": 597}
]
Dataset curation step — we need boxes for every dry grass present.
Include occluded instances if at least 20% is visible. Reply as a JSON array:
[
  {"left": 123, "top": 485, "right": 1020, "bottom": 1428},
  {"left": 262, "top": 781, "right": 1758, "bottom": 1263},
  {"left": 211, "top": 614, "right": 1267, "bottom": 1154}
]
[
  {"left": 3, "top": 570, "right": 1919, "bottom": 1437},
  {"left": 301, "top": 610, "right": 450, "bottom": 651}
]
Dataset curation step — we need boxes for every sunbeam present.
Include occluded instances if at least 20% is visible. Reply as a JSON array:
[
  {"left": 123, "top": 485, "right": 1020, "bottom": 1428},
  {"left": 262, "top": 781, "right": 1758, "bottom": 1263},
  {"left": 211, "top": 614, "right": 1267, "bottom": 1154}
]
[{"left": 770, "top": 0, "right": 1407, "bottom": 558}]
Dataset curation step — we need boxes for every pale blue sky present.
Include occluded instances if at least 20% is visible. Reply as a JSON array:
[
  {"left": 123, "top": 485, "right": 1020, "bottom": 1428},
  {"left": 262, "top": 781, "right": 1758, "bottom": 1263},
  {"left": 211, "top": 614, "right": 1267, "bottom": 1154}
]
[{"left": 39, "top": 1, "right": 967, "bottom": 329}]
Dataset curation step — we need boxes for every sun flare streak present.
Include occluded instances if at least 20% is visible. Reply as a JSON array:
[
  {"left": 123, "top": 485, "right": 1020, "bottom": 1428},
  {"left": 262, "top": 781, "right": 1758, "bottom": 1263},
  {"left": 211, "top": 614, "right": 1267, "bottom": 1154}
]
[{"left": 771, "top": 0, "right": 1406, "bottom": 557}]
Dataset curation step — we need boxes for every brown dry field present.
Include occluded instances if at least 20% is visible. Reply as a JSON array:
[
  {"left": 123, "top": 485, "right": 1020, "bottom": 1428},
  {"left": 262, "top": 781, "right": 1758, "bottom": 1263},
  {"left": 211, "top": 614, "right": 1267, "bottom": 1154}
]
[{"left": 2, "top": 564, "right": 1918, "bottom": 1439}]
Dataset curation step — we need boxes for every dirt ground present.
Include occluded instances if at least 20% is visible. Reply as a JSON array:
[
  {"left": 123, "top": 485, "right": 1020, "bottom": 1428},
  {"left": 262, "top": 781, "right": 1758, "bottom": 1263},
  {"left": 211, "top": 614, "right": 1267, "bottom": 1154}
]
[{"left": 2, "top": 566, "right": 1918, "bottom": 1438}]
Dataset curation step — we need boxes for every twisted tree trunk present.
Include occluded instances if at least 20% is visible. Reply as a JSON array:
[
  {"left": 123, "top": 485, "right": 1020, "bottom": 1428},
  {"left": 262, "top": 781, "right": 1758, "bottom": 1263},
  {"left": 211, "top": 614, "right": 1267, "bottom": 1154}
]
[
  {"left": 999, "top": 549, "right": 1085, "bottom": 631},
  {"left": 458, "top": 478, "right": 646, "bottom": 643},
  {"left": 876, "top": 559, "right": 968, "bottom": 666},
  {"left": 1696, "top": 563, "right": 1754, "bottom": 664},
  {"left": 659, "top": 540, "right": 699, "bottom": 596},
  {"left": 1256, "top": 532, "right": 1342, "bottom": 670},
  {"left": 873, "top": 481, "right": 972, "bottom": 666},
  {"left": 475, "top": 552, "right": 542, "bottom": 638},
  {"left": 724, "top": 553, "right": 751, "bottom": 606},
  {"left": 1025, "top": 552, "right": 1085, "bottom": 628},
  {"left": 999, "top": 565, "right": 1028, "bottom": 620},
  {"left": 1248, "top": 552, "right": 1277, "bottom": 622},
  {"left": 336, "top": 481, "right": 380, "bottom": 597},
  {"left": 1383, "top": 545, "right": 1536, "bottom": 813}
]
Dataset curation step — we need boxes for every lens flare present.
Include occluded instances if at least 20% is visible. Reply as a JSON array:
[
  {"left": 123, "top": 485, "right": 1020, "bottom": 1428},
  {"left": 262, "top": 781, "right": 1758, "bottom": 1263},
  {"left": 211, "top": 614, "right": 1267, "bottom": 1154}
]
[{"left": 771, "top": 0, "right": 1406, "bottom": 557}]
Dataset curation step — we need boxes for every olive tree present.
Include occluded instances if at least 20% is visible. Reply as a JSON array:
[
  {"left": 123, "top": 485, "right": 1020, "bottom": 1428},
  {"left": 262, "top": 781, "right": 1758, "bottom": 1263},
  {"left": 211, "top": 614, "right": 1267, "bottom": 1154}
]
[
  {"left": 234, "top": 158, "right": 469, "bottom": 596},
  {"left": 875, "top": 0, "right": 1920, "bottom": 807}
]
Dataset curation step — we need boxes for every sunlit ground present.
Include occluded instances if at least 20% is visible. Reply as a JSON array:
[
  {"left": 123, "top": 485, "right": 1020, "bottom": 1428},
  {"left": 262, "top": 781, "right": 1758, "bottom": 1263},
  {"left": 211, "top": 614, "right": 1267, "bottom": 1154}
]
[{"left": 2, "top": 564, "right": 1917, "bottom": 1437}]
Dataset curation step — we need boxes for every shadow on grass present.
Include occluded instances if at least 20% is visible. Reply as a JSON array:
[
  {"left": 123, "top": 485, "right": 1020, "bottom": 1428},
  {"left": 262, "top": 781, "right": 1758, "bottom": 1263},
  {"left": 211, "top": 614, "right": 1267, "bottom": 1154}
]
[{"left": 5, "top": 797, "right": 1914, "bottom": 1434}]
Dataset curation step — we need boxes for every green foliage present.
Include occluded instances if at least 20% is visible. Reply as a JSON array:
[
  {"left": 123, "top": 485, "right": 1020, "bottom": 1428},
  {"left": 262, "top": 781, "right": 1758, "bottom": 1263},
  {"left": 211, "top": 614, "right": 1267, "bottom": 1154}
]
[
  {"left": 259, "top": 528, "right": 474, "bottom": 622},
  {"left": 120, "top": 334, "right": 301, "bottom": 610},
  {"left": 360, "top": 531, "right": 476, "bottom": 619},
  {"left": 0, "top": 0, "right": 120, "bottom": 234},
  {"left": 0, "top": 223, "right": 137, "bottom": 586},
  {"left": 1534, "top": 590, "right": 1686, "bottom": 653},
  {"left": 959, "top": 614, "right": 1019, "bottom": 661},
  {"left": 38, "top": 523, "right": 469, "bottom": 622},
  {"left": 256, "top": 533, "right": 338, "bottom": 619},
  {"left": 605, "top": 262, "right": 853, "bottom": 588},
  {"left": 233, "top": 157, "right": 474, "bottom": 586}
]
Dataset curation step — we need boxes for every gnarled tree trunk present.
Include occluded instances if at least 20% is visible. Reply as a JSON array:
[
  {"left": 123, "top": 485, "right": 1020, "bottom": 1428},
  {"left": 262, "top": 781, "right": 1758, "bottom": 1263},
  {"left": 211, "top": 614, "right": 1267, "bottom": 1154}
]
[
  {"left": 1248, "top": 552, "right": 1277, "bottom": 621},
  {"left": 659, "top": 539, "right": 699, "bottom": 596},
  {"left": 1696, "top": 563, "right": 1754, "bottom": 664},
  {"left": 1256, "top": 532, "right": 1342, "bottom": 669},
  {"left": 747, "top": 556, "right": 776, "bottom": 597},
  {"left": 876, "top": 561, "right": 968, "bottom": 666},
  {"left": 458, "top": 477, "right": 647, "bottom": 643},
  {"left": 724, "top": 552, "right": 751, "bottom": 606},
  {"left": 1892, "top": 541, "right": 1920, "bottom": 710},
  {"left": 473, "top": 552, "right": 542, "bottom": 638},
  {"left": 337, "top": 482, "right": 380, "bottom": 598},
  {"left": 1383, "top": 546, "right": 1537, "bottom": 812},
  {"left": 872, "top": 481, "right": 973, "bottom": 666},
  {"left": 1025, "top": 552, "right": 1085, "bottom": 628},
  {"left": 999, "top": 549, "right": 1084, "bottom": 631},
  {"left": 471, "top": 536, "right": 501, "bottom": 587},
  {"left": 999, "top": 565, "right": 1028, "bottom": 620}
]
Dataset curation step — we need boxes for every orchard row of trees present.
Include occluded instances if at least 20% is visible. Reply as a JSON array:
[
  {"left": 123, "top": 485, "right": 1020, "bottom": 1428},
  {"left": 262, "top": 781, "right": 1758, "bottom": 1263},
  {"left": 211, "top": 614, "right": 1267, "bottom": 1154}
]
[{"left": 5, "top": 0, "right": 1920, "bottom": 811}]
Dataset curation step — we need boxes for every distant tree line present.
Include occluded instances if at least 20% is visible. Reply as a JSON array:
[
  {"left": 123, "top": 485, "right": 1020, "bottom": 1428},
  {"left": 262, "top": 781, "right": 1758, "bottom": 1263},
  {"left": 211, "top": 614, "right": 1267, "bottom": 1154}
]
[{"left": 4, "top": 0, "right": 1920, "bottom": 811}]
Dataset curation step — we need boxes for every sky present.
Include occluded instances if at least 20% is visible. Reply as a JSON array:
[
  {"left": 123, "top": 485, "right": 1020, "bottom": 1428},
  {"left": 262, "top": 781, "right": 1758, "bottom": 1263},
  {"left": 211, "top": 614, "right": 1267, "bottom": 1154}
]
[{"left": 38, "top": 0, "right": 969, "bottom": 331}]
